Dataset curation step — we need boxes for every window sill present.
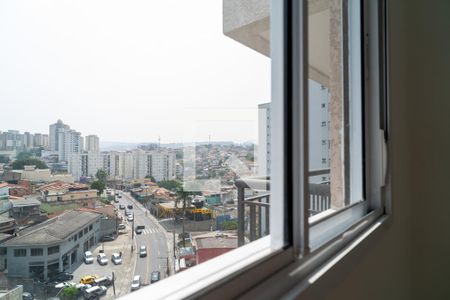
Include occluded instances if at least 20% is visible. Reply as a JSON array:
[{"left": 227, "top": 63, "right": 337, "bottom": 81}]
[
  {"left": 121, "top": 236, "right": 278, "bottom": 300},
  {"left": 240, "top": 214, "right": 390, "bottom": 299}
]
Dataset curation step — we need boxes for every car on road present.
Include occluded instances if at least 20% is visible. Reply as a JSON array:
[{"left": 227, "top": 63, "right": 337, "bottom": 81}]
[
  {"left": 139, "top": 245, "right": 147, "bottom": 257},
  {"left": 127, "top": 215, "right": 134, "bottom": 222},
  {"left": 80, "top": 275, "right": 99, "bottom": 285},
  {"left": 48, "top": 272, "right": 73, "bottom": 283},
  {"left": 97, "top": 253, "right": 108, "bottom": 265},
  {"left": 150, "top": 271, "right": 161, "bottom": 283},
  {"left": 75, "top": 283, "right": 91, "bottom": 292},
  {"left": 130, "top": 275, "right": 141, "bottom": 291},
  {"left": 127, "top": 204, "right": 133, "bottom": 209},
  {"left": 111, "top": 253, "right": 122, "bottom": 265},
  {"left": 119, "top": 204, "right": 125, "bottom": 210},
  {"left": 83, "top": 285, "right": 107, "bottom": 299},
  {"left": 84, "top": 251, "right": 94, "bottom": 264},
  {"left": 135, "top": 225, "right": 144, "bottom": 234},
  {"left": 118, "top": 195, "right": 122, "bottom": 199},
  {"left": 118, "top": 223, "right": 126, "bottom": 230}
]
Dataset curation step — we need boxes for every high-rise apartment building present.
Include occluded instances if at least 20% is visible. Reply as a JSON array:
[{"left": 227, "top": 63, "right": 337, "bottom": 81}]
[
  {"left": 68, "top": 149, "right": 176, "bottom": 182},
  {"left": 49, "top": 119, "right": 69, "bottom": 151},
  {"left": 257, "top": 81, "right": 330, "bottom": 182},
  {"left": 57, "top": 129, "right": 82, "bottom": 162},
  {"left": 85, "top": 135, "right": 100, "bottom": 152}
]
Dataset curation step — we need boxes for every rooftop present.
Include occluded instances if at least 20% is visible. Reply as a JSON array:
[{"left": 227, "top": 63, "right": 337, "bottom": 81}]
[
  {"left": 10, "top": 197, "right": 41, "bottom": 207},
  {"left": 3, "top": 210, "right": 101, "bottom": 246},
  {"left": 195, "top": 234, "right": 238, "bottom": 249}
]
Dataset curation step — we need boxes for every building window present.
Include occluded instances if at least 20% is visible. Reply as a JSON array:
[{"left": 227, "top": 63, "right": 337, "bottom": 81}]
[
  {"left": 89, "top": 224, "right": 93, "bottom": 231},
  {"left": 83, "top": 227, "right": 88, "bottom": 234},
  {"left": 78, "top": 231, "right": 83, "bottom": 238},
  {"left": 31, "top": 248, "right": 43, "bottom": 256},
  {"left": 14, "top": 249, "right": 26, "bottom": 257},
  {"left": 0, "top": 247, "right": 7, "bottom": 255},
  {"left": 48, "top": 246, "right": 60, "bottom": 255}
]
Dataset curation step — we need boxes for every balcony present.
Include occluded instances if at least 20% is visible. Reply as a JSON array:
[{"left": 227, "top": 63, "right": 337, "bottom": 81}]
[{"left": 235, "top": 169, "right": 330, "bottom": 246}]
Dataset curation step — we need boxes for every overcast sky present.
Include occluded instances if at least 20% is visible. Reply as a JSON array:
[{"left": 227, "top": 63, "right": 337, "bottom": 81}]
[{"left": 0, "top": 0, "right": 270, "bottom": 143}]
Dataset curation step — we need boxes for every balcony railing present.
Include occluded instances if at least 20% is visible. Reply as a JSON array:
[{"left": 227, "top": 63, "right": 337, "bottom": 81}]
[{"left": 235, "top": 169, "right": 330, "bottom": 246}]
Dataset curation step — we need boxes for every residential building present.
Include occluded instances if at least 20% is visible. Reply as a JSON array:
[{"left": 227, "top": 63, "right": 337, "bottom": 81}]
[
  {"left": 49, "top": 119, "right": 68, "bottom": 152},
  {"left": 57, "top": 128, "right": 82, "bottom": 162},
  {"left": 85, "top": 135, "right": 99, "bottom": 152},
  {"left": 193, "top": 233, "right": 237, "bottom": 265},
  {"left": 257, "top": 103, "right": 271, "bottom": 176},
  {"left": 9, "top": 197, "right": 42, "bottom": 225},
  {"left": 23, "top": 132, "right": 33, "bottom": 148},
  {"left": 0, "top": 210, "right": 102, "bottom": 279},
  {"left": 37, "top": 181, "right": 97, "bottom": 204},
  {"left": 4, "top": 166, "right": 74, "bottom": 183},
  {"left": 0, "top": 130, "right": 23, "bottom": 151}
]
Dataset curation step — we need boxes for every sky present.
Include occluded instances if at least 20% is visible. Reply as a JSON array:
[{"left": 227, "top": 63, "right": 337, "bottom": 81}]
[{"left": 0, "top": 0, "right": 271, "bottom": 143}]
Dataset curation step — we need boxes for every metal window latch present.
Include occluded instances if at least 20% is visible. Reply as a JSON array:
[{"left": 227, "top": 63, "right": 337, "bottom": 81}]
[{"left": 380, "top": 129, "right": 387, "bottom": 187}]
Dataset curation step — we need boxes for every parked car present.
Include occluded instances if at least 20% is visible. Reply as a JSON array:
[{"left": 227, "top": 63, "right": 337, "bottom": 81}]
[
  {"left": 119, "top": 204, "right": 125, "bottom": 210},
  {"left": 111, "top": 253, "right": 122, "bottom": 265},
  {"left": 93, "top": 276, "right": 112, "bottom": 287},
  {"left": 83, "top": 285, "right": 107, "bottom": 299},
  {"left": 22, "top": 292, "right": 34, "bottom": 300},
  {"left": 75, "top": 283, "right": 91, "bottom": 292},
  {"left": 150, "top": 271, "right": 161, "bottom": 283},
  {"left": 97, "top": 253, "right": 108, "bottom": 265},
  {"left": 130, "top": 275, "right": 141, "bottom": 291},
  {"left": 80, "top": 275, "right": 99, "bottom": 285},
  {"left": 127, "top": 215, "right": 134, "bottom": 222},
  {"left": 139, "top": 246, "right": 147, "bottom": 257},
  {"left": 127, "top": 204, "right": 133, "bottom": 209},
  {"left": 118, "top": 223, "right": 126, "bottom": 230},
  {"left": 101, "top": 234, "right": 116, "bottom": 242},
  {"left": 84, "top": 251, "right": 94, "bottom": 264},
  {"left": 135, "top": 227, "right": 143, "bottom": 234},
  {"left": 55, "top": 281, "right": 76, "bottom": 289},
  {"left": 48, "top": 272, "right": 73, "bottom": 283}
]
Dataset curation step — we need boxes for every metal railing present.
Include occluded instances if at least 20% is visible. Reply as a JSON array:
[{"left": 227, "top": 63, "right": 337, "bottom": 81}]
[{"left": 235, "top": 169, "right": 330, "bottom": 246}]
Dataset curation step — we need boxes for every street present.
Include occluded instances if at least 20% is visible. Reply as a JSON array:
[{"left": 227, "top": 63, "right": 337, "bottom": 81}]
[{"left": 115, "top": 192, "right": 171, "bottom": 287}]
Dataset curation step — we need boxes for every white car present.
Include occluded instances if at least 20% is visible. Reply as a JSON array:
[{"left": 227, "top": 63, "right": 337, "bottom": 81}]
[
  {"left": 111, "top": 253, "right": 122, "bottom": 265},
  {"left": 55, "top": 281, "right": 75, "bottom": 289},
  {"left": 84, "top": 251, "right": 94, "bottom": 264},
  {"left": 131, "top": 275, "right": 141, "bottom": 291},
  {"left": 97, "top": 253, "right": 108, "bottom": 265},
  {"left": 127, "top": 215, "right": 134, "bottom": 222}
]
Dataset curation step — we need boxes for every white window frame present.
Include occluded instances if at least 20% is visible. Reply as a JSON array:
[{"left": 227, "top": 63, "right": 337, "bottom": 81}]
[{"left": 122, "top": 0, "right": 389, "bottom": 299}]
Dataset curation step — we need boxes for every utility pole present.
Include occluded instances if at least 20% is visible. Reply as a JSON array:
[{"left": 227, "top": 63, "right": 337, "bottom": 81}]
[{"left": 112, "top": 271, "right": 116, "bottom": 297}]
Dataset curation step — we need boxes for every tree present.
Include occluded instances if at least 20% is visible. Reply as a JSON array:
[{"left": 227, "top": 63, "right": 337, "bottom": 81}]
[
  {"left": 145, "top": 175, "right": 156, "bottom": 182},
  {"left": 158, "top": 180, "right": 182, "bottom": 191},
  {"left": 175, "top": 186, "right": 201, "bottom": 247},
  {"left": 220, "top": 220, "right": 238, "bottom": 230},
  {"left": 11, "top": 158, "right": 48, "bottom": 170},
  {"left": 61, "top": 286, "right": 78, "bottom": 300},
  {"left": 91, "top": 180, "right": 106, "bottom": 195},
  {"left": 96, "top": 169, "right": 107, "bottom": 183}
]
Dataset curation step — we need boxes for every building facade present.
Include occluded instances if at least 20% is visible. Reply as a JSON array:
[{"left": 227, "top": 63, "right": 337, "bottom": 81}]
[{"left": 1, "top": 210, "right": 102, "bottom": 280}]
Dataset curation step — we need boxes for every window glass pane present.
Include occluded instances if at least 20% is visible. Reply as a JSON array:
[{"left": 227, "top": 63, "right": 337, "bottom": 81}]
[
  {"left": 0, "top": 0, "right": 276, "bottom": 296},
  {"left": 307, "top": 0, "right": 363, "bottom": 247}
]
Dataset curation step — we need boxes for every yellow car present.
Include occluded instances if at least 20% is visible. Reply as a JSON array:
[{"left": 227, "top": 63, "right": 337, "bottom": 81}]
[{"left": 80, "top": 275, "right": 99, "bottom": 285}]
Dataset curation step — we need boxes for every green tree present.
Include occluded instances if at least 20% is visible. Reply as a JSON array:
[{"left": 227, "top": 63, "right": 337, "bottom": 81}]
[
  {"left": 91, "top": 180, "right": 106, "bottom": 195},
  {"left": 220, "top": 220, "right": 238, "bottom": 230},
  {"left": 96, "top": 169, "right": 108, "bottom": 183},
  {"left": 158, "top": 180, "right": 182, "bottom": 191},
  {"left": 175, "top": 187, "right": 201, "bottom": 247},
  {"left": 61, "top": 286, "right": 78, "bottom": 300},
  {"left": 11, "top": 158, "right": 48, "bottom": 170},
  {"left": 145, "top": 175, "right": 156, "bottom": 182}
]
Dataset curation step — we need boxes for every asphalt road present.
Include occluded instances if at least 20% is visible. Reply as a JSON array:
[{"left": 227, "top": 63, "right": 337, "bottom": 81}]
[{"left": 115, "top": 192, "right": 170, "bottom": 287}]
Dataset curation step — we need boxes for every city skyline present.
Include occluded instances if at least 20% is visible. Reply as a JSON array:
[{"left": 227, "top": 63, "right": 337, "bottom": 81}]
[{"left": 0, "top": 0, "right": 270, "bottom": 143}]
